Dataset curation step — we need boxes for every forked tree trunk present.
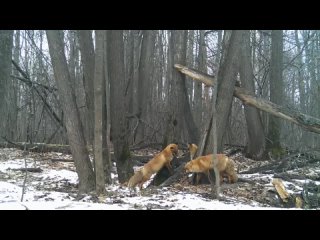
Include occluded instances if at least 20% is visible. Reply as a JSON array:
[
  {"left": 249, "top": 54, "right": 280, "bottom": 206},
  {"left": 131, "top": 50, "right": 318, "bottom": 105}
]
[
  {"left": 215, "top": 30, "right": 243, "bottom": 153},
  {"left": 46, "top": 30, "right": 95, "bottom": 193}
]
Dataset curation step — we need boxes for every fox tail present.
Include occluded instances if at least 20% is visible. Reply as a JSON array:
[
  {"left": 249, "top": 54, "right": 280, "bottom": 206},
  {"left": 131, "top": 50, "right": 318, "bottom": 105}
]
[
  {"left": 226, "top": 159, "right": 238, "bottom": 183},
  {"left": 128, "top": 169, "right": 144, "bottom": 189}
]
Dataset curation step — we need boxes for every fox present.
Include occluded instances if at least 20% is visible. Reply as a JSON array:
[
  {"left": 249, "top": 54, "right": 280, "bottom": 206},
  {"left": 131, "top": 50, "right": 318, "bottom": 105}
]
[
  {"left": 188, "top": 143, "right": 202, "bottom": 184},
  {"left": 188, "top": 143, "right": 198, "bottom": 161},
  {"left": 184, "top": 154, "right": 238, "bottom": 185},
  {"left": 128, "top": 143, "right": 178, "bottom": 190}
]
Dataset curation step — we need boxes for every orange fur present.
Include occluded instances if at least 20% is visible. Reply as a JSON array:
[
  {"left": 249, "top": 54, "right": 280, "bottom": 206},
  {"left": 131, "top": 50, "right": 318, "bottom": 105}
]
[
  {"left": 184, "top": 154, "right": 238, "bottom": 184},
  {"left": 128, "top": 144, "right": 178, "bottom": 190}
]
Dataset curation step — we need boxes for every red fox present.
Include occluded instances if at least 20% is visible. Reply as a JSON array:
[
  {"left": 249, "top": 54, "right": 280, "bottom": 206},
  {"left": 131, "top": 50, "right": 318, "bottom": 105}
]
[
  {"left": 184, "top": 154, "right": 238, "bottom": 184},
  {"left": 188, "top": 143, "right": 198, "bottom": 160},
  {"left": 128, "top": 144, "right": 178, "bottom": 190}
]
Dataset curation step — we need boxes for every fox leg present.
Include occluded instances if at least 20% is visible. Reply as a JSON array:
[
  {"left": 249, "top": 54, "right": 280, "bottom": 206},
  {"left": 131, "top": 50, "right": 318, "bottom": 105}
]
[
  {"left": 219, "top": 174, "right": 223, "bottom": 184},
  {"left": 166, "top": 162, "right": 173, "bottom": 175},
  {"left": 207, "top": 171, "right": 214, "bottom": 185},
  {"left": 139, "top": 174, "right": 152, "bottom": 190},
  {"left": 196, "top": 173, "right": 201, "bottom": 185}
]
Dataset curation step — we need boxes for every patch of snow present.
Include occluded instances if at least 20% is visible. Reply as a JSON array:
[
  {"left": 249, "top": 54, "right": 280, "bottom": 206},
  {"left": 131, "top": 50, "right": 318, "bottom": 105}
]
[
  {"left": 0, "top": 148, "right": 304, "bottom": 210},
  {"left": 0, "top": 182, "right": 22, "bottom": 202},
  {"left": 39, "top": 169, "right": 78, "bottom": 184}
]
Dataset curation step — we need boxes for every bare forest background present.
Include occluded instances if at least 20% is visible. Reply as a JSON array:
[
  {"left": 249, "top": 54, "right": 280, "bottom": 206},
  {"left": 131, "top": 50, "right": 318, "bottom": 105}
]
[{"left": 1, "top": 30, "right": 320, "bottom": 194}]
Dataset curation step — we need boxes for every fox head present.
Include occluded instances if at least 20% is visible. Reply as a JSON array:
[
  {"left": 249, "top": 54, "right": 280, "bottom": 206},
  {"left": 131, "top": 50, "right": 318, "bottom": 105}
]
[
  {"left": 166, "top": 143, "right": 178, "bottom": 157},
  {"left": 184, "top": 160, "right": 199, "bottom": 173}
]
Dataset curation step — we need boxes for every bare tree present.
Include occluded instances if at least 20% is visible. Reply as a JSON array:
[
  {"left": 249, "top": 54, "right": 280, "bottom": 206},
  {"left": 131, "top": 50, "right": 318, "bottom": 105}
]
[
  {"left": 215, "top": 31, "right": 243, "bottom": 152},
  {"left": 135, "top": 30, "right": 156, "bottom": 143},
  {"left": 0, "top": 30, "right": 13, "bottom": 139},
  {"left": 78, "top": 30, "right": 95, "bottom": 145},
  {"left": 93, "top": 30, "right": 107, "bottom": 195},
  {"left": 46, "top": 30, "right": 95, "bottom": 193},
  {"left": 168, "top": 30, "right": 199, "bottom": 144},
  {"left": 194, "top": 31, "right": 203, "bottom": 130},
  {"left": 240, "top": 30, "right": 266, "bottom": 160},
  {"left": 177, "top": 31, "right": 244, "bottom": 154},
  {"left": 267, "top": 30, "right": 283, "bottom": 153},
  {"left": 107, "top": 30, "right": 133, "bottom": 183},
  {"left": 186, "top": 30, "right": 195, "bottom": 104}
]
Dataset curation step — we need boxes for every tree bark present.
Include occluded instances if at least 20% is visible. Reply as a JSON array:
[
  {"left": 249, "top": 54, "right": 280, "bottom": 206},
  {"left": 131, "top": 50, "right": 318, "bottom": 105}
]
[
  {"left": 93, "top": 30, "right": 107, "bottom": 194},
  {"left": 0, "top": 30, "right": 14, "bottom": 139},
  {"left": 135, "top": 30, "right": 156, "bottom": 143},
  {"left": 171, "top": 30, "right": 200, "bottom": 144},
  {"left": 239, "top": 30, "right": 266, "bottom": 160},
  {"left": 104, "top": 31, "right": 112, "bottom": 182},
  {"left": 78, "top": 30, "right": 95, "bottom": 146},
  {"left": 46, "top": 30, "right": 95, "bottom": 193},
  {"left": 215, "top": 31, "right": 243, "bottom": 153},
  {"left": 194, "top": 31, "right": 203, "bottom": 131},
  {"left": 107, "top": 30, "right": 133, "bottom": 183},
  {"left": 267, "top": 30, "right": 283, "bottom": 151}
]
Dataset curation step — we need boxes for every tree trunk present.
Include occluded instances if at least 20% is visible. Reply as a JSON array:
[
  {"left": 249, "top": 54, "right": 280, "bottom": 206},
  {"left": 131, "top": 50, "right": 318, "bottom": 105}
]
[
  {"left": 78, "top": 30, "right": 95, "bottom": 145},
  {"left": 171, "top": 30, "right": 200, "bottom": 144},
  {"left": 104, "top": 31, "right": 112, "bottom": 179},
  {"left": 163, "top": 31, "right": 175, "bottom": 146},
  {"left": 135, "top": 30, "right": 156, "bottom": 143},
  {"left": 46, "top": 30, "right": 95, "bottom": 193},
  {"left": 294, "top": 30, "right": 306, "bottom": 112},
  {"left": 199, "top": 30, "right": 209, "bottom": 119},
  {"left": 12, "top": 30, "right": 20, "bottom": 142},
  {"left": 93, "top": 30, "right": 107, "bottom": 194},
  {"left": 304, "top": 31, "right": 320, "bottom": 147},
  {"left": 215, "top": 30, "right": 243, "bottom": 153},
  {"left": 186, "top": 30, "right": 194, "bottom": 104},
  {"left": 267, "top": 30, "right": 283, "bottom": 152},
  {"left": 107, "top": 30, "right": 133, "bottom": 183},
  {"left": 240, "top": 30, "right": 266, "bottom": 160},
  {"left": 294, "top": 30, "right": 308, "bottom": 144},
  {"left": 0, "top": 30, "right": 14, "bottom": 139},
  {"left": 194, "top": 31, "right": 203, "bottom": 132},
  {"left": 125, "top": 30, "right": 135, "bottom": 145}
]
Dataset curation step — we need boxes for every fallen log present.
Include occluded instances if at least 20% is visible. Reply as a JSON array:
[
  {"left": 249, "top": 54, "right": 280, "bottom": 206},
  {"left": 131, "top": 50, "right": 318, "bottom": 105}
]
[
  {"left": 0, "top": 140, "right": 72, "bottom": 154},
  {"left": 50, "top": 158, "right": 74, "bottom": 163},
  {"left": 10, "top": 168, "right": 43, "bottom": 173},
  {"left": 174, "top": 64, "right": 320, "bottom": 135},
  {"left": 241, "top": 152, "right": 320, "bottom": 174},
  {"left": 272, "top": 178, "right": 303, "bottom": 208},
  {"left": 156, "top": 155, "right": 190, "bottom": 187}
]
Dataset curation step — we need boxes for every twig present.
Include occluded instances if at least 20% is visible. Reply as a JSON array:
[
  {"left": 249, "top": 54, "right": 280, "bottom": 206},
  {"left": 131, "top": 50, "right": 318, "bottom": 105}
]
[{"left": 20, "top": 145, "right": 28, "bottom": 202}]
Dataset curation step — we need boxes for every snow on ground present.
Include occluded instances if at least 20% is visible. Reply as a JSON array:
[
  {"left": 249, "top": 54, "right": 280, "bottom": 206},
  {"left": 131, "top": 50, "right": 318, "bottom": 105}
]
[{"left": 0, "top": 148, "right": 299, "bottom": 210}]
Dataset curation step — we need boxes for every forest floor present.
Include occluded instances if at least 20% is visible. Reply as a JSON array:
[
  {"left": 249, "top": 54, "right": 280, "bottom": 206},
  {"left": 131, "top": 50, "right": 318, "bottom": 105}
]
[{"left": 0, "top": 147, "right": 319, "bottom": 210}]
